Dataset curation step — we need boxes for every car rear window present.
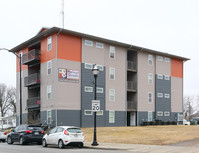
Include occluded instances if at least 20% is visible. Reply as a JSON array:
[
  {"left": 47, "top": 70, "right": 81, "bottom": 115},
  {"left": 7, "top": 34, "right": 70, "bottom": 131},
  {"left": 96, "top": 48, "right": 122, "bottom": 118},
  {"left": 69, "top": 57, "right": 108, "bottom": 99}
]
[
  {"left": 67, "top": 128, "right": 82, "bottom": 133},
  {"left": 28, "top": 126, "right": 42, "bottom": 131}
]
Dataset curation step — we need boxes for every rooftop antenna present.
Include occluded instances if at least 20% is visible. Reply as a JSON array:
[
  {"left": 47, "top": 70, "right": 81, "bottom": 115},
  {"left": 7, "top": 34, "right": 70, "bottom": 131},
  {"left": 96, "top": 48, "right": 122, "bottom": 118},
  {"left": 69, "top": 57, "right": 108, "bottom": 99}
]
[{"left": 61, "top": 0, "right": 64, "bottom": 28}]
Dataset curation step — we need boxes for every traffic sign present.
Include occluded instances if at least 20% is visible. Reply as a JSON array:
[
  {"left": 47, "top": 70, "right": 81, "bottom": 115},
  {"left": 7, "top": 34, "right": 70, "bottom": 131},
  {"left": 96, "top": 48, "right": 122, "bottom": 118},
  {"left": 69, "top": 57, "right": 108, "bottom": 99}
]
[{"left": 92, "top": 100, "right": 100, "bottom": 112}]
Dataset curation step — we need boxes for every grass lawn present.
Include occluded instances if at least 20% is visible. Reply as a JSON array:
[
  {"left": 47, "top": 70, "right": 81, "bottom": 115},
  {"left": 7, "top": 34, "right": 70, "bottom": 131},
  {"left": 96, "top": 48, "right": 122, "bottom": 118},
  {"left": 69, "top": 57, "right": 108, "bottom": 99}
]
[{"left": 82, "top": 125, "right": 199, "bottom": 145}]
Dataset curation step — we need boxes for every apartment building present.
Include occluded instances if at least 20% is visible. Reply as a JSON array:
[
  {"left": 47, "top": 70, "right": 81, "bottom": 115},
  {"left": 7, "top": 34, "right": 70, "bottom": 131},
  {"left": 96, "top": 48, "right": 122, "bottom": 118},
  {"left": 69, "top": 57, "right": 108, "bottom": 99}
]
[{"left": 10, "top": 27, "right": 189, "bottom": 127}]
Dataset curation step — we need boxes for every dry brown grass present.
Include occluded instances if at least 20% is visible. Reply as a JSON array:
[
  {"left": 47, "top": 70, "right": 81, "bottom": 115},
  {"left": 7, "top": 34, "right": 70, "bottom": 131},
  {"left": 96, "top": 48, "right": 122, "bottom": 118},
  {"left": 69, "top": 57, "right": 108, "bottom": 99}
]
[{"left": 82, "top": 125, "right": 199, "bottom": 145}]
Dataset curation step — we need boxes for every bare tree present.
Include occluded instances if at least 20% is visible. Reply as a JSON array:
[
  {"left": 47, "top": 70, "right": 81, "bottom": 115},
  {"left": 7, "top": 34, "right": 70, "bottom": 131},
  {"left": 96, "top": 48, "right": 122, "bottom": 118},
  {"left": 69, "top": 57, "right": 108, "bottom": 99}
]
[
  {"left": 0, "top": 83, "right": 16, "bottom": 117},
  {"left": 183, "top": 95, "right": 194, "bottom": 121}
]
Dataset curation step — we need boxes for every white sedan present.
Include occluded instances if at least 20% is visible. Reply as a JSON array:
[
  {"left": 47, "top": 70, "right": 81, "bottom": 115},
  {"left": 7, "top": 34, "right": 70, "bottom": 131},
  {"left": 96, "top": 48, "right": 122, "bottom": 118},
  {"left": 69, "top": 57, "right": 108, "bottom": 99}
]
[
  {"left": 0, "top": 129, "right": 7, "bottom": 142},
  {"left": 42, "top": 126, "right": 84, "bottom": 149}
]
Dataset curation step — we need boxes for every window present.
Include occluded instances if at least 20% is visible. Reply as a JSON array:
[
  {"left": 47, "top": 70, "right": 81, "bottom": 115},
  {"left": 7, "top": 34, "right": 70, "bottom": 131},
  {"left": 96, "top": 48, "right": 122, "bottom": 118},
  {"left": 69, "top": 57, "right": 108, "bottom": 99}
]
[
  {"left": 148, "top": 73, "right": 153, "bottom": 84},
  {"left": 148, "top": 111, "right": 152, "bottom": 121},
  {"left": 84, "top": 110, "right": 93, "bottom": 115},
  {"left": 148, "top": 55, "right": 153, "bottom": 65},
  {"left": 110, "top": 46, "right": 115, "bottom": 58},
  {"left": 47, "top": 36, "right": 52, "bottom": 51},
  {"left": 85, "top": 63, "right": 93, "bottom": 69},
  {"left": 157, "top": 93, "right": 163, "bottom": 98},
  {"left": 164, "top": 75, "right": 170, "bottom": 80},
  {"left": 96, "top": 42, "right": 104, "bottom": 48},
  {"left": 148, "top": 92, "right": 152, "bottom": 103},
  {"left": 85, "top": 40, "right": 93, "bottom": 46},
  {"left": 97, "top": 87, "right": 103, "bottom": 93},
  {"left": 47, "top": 61, "right": 52, "bottom": 75},
  {"left": 47, "top": 85, "right": 52, "bottom": 99},
  {"left": 157, "top": 111, "right": 163, "bottom": 116},
  {"left": 157, "top": 74, "right": 163, "bottom": 79},
  {"left": 165, "top": 57, "right": 170, "bottom": 63},
  {"left": 157, "top": 56, "right": 163, "bottom": 61},
  {"left": 47, "top": 110, "right": 52, "bottom": 124},
  {"left": 164, "top": 111, "right": 170, "bottom": 116},
  {"left": 109, "top": 89, "right": 115, "bottom": 102},
  {"left": 96, "top": 110, "right": 103, "bottom": 115},
  {"left": 109, "top": 67, "right": 115, "bottom": 80},
  {"left": 164, "top": 93, "right": 170, "bottom": 98},
  {"left": 84, "top": 86, "right": 93, "bottom": 92},
  {"left": 109, "top": 111, "right": 115, "bottom": 123},
  {"left": 97, "top": 65, "right": 103, "bottom": 71}
]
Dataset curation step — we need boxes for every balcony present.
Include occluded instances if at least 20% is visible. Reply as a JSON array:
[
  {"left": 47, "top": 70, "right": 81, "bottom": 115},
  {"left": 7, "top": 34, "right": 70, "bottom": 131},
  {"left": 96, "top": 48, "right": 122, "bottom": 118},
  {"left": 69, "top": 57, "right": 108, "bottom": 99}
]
[
  {"left": 127, "top": 81, "right": 136, "bottom": 92},
  {"left": 22, "top": 49, "right": 40, "bottom": 65},
  {"left": 127, "top": 61, "right": 136, "bottom": 72},
  {"left": 24, "top": 73, "right": 40, "bottom": 87},
  {"left": 27, "top": 97, "right": 40, "bottom": 109},
  {"left": 127, "top": 101, "right": 137, "bottom": 111}
]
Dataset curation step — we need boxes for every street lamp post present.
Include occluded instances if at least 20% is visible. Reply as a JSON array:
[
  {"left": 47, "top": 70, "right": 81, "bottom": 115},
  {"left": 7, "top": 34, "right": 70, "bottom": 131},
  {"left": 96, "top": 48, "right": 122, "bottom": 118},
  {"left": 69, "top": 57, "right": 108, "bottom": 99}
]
[
  {"left": 92, "top": 64, "right": 99, "bottom": 146},
  {"left": 0, "top": 48, "right": 22, "bottom": 125}
]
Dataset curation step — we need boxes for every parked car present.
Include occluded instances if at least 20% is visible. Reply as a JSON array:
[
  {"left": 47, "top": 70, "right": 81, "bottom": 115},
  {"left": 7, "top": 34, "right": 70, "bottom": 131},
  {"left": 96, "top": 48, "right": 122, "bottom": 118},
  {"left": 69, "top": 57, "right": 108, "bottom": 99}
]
[
  {"left": 0, "top": 129, "right": 7, "bottom": 142},
  {"left": 42, "top": 126, "right": 84, "bottom": 149},
  {"left": 190, "top": 118, "right": 199, "bottom": 125},
  {"left": 7, "top": 124, "right": 44, "bottom": 145},
  {"left": 183, "top": 119, "right": 190, "bottom": 125}
]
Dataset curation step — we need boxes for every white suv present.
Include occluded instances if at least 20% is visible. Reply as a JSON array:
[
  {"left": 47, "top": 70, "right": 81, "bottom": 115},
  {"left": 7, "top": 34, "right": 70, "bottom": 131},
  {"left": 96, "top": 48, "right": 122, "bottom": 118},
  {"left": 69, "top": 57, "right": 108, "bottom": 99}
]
[{"left": 42, "top": 126, "right": 84, "bottom": 149}]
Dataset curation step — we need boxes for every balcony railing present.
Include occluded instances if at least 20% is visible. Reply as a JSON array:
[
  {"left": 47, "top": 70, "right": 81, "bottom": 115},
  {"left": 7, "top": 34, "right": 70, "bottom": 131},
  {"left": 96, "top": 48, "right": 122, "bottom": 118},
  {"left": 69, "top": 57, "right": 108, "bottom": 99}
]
[
  {"left": 127, "top": 61, "right": 136, "bottom": 71},
  {"left": 24, "top": 73, "right": 40, "bottom": 87},
  {"left": 27, "top": 97, "right": 40, "bottom": 109},
  {"left": 127, "top": 101, "right": 137, "bottom": 111},
  {"left": 22, "top": 49, "right": 40, "bottom": 65},
  {"left": 127, "top": 81, "right": 136, "bottom": 92}
]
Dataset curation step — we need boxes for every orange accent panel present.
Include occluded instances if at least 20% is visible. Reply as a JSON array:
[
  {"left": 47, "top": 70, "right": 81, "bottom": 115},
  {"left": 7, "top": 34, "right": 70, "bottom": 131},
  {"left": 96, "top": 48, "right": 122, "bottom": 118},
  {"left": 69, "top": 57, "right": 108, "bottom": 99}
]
[
  {"left": 16, "top": 48, "right": 28, "bottom": 72},
  {"left": 40, "top": 34, "right": 57, "bottom": 63},
  {"left": 57, "top": 33, "right": 81, "bottom": 62},
  {"left": 171, "top": 58, "right": 183, "bottom": 78}
]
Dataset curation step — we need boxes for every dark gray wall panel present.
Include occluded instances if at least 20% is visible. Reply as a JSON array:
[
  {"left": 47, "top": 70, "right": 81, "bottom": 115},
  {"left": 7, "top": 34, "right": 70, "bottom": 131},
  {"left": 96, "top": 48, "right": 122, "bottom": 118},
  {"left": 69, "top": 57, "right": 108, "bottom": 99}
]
[{"left": 105, "top": 111, "right": 127, "bottom": 127}]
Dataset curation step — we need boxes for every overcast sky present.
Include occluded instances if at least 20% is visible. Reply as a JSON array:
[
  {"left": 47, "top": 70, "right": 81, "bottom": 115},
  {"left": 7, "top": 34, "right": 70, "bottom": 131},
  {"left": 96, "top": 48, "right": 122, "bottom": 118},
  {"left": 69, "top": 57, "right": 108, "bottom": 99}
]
[{"left": 0, "top": 0, "right": 198, "bottom": 95}]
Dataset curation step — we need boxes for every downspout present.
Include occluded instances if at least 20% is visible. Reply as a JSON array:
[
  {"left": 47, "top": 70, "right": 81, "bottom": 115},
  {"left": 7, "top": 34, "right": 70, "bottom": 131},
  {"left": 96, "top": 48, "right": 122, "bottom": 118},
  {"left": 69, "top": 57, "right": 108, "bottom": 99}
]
[{"left": 55, "top": 28, "right": 62, "bottom": 127}]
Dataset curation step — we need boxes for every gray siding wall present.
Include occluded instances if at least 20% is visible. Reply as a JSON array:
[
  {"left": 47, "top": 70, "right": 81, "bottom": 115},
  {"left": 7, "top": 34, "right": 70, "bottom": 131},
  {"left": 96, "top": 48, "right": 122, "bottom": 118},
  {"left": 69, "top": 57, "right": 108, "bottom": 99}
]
[
  {"left": 105, "top": 111, "right": 126, "bottom": 127},
  {"left": 41, "top": 110, "right": 56, "bottom": 128},
  {"left": 137, "top": 111, "right": 155, "bottom": 126},
  {"left": 81, "top": 63, "right": 106, "bottom": 127},
  {"left": 155, "top": 75, "right": 171, "bottom": 121}
]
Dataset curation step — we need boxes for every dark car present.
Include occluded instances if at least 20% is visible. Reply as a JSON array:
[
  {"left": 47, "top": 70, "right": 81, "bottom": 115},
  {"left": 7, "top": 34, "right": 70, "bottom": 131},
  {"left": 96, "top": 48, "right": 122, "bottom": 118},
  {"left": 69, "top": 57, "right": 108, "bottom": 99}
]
[{"left": 7, "top": 124, "right": 44, "bottom": 145}]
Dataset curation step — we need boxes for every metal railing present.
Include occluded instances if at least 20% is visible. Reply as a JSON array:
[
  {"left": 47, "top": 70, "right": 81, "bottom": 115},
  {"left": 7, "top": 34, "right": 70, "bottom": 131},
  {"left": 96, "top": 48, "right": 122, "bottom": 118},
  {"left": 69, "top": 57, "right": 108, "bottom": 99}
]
[
  {"left": 127, "top": 81, "right": 136, "bottom": 91},
  {"left": 22, "top": 49, "right": 40, "bottom": 65},
  {"left": 24, "top": 73, "right": 40, "bottom": 87},
  {"left": 127, "top": 101, "right": 137, "bottom": 110},
  {"left": 27, "top": 97, "right": 40, "bottom": 109},
  {"left": 127, "top": 61, "right": 136, "bottom": 71}
]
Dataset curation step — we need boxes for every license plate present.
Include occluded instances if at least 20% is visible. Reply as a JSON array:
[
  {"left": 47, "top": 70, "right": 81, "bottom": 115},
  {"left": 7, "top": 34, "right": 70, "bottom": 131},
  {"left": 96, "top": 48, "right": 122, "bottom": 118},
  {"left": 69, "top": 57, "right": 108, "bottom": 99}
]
[
  {"left": 74, "top": 134, "right": 78, "bottom": 138},
  {"left": 35, "top": 132, "right": 39, "bottom": 135}
]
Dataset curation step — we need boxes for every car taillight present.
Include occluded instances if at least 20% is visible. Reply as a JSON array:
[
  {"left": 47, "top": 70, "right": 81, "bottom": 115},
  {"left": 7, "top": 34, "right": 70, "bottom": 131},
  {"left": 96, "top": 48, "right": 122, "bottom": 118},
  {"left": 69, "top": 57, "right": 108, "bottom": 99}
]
[
  {"left": 4, "top": 133, "right": 7, "bottom": 135},
  {"left": 26, "top": 130, "right": 32, "bottom": 133},
  {"left": 64, "top": 130, "right": 69, "bottom": 135},
  {"left": 41, "top": 131, "right": 45, "bottom": 134}
]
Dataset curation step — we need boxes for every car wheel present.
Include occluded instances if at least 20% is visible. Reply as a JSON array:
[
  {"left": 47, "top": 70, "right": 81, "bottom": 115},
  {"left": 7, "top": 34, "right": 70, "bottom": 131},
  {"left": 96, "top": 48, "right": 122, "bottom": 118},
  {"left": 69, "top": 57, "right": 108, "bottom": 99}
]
[
  {"left": 58, "top": 140, "right": 64, "bottom": 149},
  {"left": 19, "top": 137, "right": 25, "bottom": 145},
  {"left": 2, "top": 140, "right": 5, "bottom": 143},
  {"left": 78, "top": 143, "right": 83, "bottom": 148},
  {"left": 7, "top": 136, "right": 13, "bottom": 144},
  {"left": 42, "top": 139, "right": 47, "bottom": 147}
]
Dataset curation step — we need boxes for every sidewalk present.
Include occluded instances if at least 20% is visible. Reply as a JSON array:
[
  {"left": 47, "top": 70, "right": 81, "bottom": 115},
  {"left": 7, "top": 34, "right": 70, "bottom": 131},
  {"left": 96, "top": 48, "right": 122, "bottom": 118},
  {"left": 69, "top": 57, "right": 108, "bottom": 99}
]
[{"left": 84, "top": 142, "right": 198, "bottom": 153}]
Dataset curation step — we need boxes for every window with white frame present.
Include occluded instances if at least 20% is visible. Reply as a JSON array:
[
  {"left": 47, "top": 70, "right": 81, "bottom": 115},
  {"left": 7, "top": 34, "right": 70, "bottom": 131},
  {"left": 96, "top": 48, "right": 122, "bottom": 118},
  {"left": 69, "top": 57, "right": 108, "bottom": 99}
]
[
  {"left": 157, "top": 74, "right": 163, "bottom": 79},
  {"left": 109, "top": 67, "right": 115, "bottom": 80},
  {"left": 157, "top": 93, "right": 163, "bottom": 98},
  {"left": 96, "top": 42, "right": 104, "bottom": 48},
  {"left": 97, "top": 87, "right": 103, "bottom": 93},
  {"left": 47, "top": 110, "right": 52, "bottom": 124},
  {"left": 148, "top": 92, "right": 152, "bottom": 103},
  {"left": 47, "top": 61, "right": 52, "bottom": 75},
  {"left": 97, "top": 65, "right": 103, "bottom": 71},
  {"left": 109, "top": 89, "right": 115, "bottom": 102},
  {"left": 148, "top": 55, "right": 153, "bottom": 65},
  {"left": 157, "top": 111, "right": 163, "bottom": 116},
  {"left": 96, "top": 110, "right": 103, "bottom": 115},
  {"left": 85, "top": 63, "right": 93, "bottom": 69},
  {"left": 109, "top": 111, "right": 115, "bottom": 123},
  {"left": 148, "top": 111, "right": 153, "bottom": 121},
  {"left": 85, "top": 40, "right": 93, "bottom": 46},
  {"left": 47, "top": 36, "right": 52, "bottom": 51},
  {"left": 148, "top": 73, "right": 153, "bottom": 84},
  {"left": 157, "top": 56, "right": 163, "bottom": 61},
  {"left": 84, "top": 110, "right": 93, "bottom": 115},
  {"left": 164, "top": 75, "right": 170, "bottom": 80},
  {"left": 164, "top": 93, "right": 170, "bottom": 98},
  {"left": 164, "top": 111, "right": 170, "bottom": 116},
  {"left": 165, "top": 57, "right": 170, "bottom": 63},
  {"left": 84, "top": 86, "right": 93, "bottom": 92},
  {"left": 47, "top": 85, "right": 52, "bottom": 99},
  {"left": 110, "top": 46, "right": 115, "bottom": 58}
]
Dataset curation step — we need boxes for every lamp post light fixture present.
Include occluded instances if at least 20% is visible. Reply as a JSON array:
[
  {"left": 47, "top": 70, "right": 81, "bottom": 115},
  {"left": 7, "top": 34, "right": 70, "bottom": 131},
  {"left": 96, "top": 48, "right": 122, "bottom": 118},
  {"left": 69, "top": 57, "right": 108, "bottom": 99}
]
[
  {"left": 0, "top": 48, "right": 23, "bottom": 125},
  {"left": 91, "top": 64, "right": 99, "bottom": 146}
]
